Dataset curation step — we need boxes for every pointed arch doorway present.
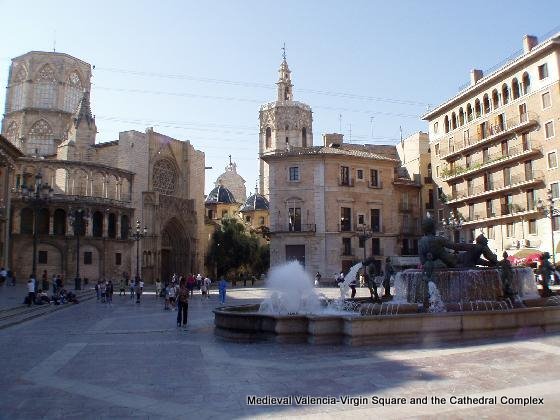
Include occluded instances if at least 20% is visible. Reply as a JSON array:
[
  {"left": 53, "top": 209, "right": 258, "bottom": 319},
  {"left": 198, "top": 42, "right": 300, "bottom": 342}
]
[{"left": 160, "top": 218, "right": 190, "bottom": 282}]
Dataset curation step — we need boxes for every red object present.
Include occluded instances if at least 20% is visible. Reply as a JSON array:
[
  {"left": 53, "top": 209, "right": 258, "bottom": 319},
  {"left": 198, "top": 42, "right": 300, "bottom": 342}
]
[{"left": 508, "top": 252, "right": 542, "bottom": 266}]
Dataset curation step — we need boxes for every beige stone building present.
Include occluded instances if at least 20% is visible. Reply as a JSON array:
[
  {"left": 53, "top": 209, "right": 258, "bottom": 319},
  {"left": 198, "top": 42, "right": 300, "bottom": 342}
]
[
  {"left": 424, "top": 33, "right": 560, "bottom": 259},
  {"left": 262, "top": 133, "right": 424, "bottom": 276},
  {"left": 1, "top": 51, "right": 206, "bottom": 282},
  {"left": 215, "top": 157, "right": 246, "bottom": 203}
]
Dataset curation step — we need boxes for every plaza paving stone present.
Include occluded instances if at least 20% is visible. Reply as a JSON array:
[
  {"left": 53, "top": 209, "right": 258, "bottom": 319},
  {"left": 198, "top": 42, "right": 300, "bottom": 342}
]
[{"left": 0, "top": 285, "right": 560, "bottom": 419}]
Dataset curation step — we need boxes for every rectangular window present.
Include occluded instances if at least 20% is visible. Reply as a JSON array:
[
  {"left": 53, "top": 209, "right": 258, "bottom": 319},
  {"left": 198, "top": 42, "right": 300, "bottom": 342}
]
[
  {"left": 342, "top": 238, "right": 352, "bottom": 255},
  {"left": 521, "top": 133, "right": 530, "bottom": 151},
  {"left": 372, "top": 238, "right": 381, "bottom": 256},
  {"left": 482, "top": 148, "right": 489, "bottom": 163},
  {"left": 506, "top": 223, "right": 515, "bottom": 237},
  {"left": 527, "top": 189, "right": 536, "bottom": 210},
  {"left": 289, "top": 166, "right": 300, "bottom": 181},
  {"left": 548, "top": 151, "right": 557, "bottom": 169},
  {"left": 435, "top": 166, "right": 440, "bottom": 177},
  {"left": 340, "top": 207, "right": 351, "bottom": 231},
  {"left": 370, "top": 169, "right": 379, "bottom": 187},
  {"left": 357, "top": 169, "right": 363, "bottom": 180},
  {"left": 448, "top": 137, "right": 454, "bottom": 152},
  {"left": 553, "top": 215, "right": 560, "bottom": 232},
  {"left": 371, "top": 209, "right": 380, "bottom": 232},
  {"left": 468, "top": 204, "right": 475, "bottom": 220},
  {"left": 487, "top": 225, "right": 495, "bottom": 239},
  {"left": 542, "top": 92, "right": 551, "bottom": 109},
  {"left": 545, "top": 121, "right": 555, "bottom": 139},
  {"left": 467, "top": 179, "right": 474, "bottom": 195},
  {"left": 519, "top": 103, "right": 527, "bottom": 123},
  {"left": 115, "top": 252, "right": 122, "bottom": 265},
  {"left": 288, "top": 207, "right": 301, "bottom": 231},
  {"left": 486, "top": 199, "right": 494, "bottom": 217},
  {"left": 435, "top": 143, "right": 440, "bottom": 156},
  {"left": 434, "top": 122, "right": 439, "bottom": 134},
  {"left": 503, "top": 167, "right": 511, "bottom": 186},
  {"left": 465, "top": 154, "right": 471, "bottom": 168},
  {"left": 38, "top": 251, "right": 48, "bottom": 264},
  {"left": 538, "top": 63, "right": 549, "bottom": 80},
  {"left": 528, "top": 219, "right": 537, "bottom": 235},
  {"left": 340, "top": 166, "right": 350, "bottom": 185},
  {"left": 524, "top": 160, "right": 534, "bottom": 181},
  {"left": 552, "top": 183, "right": 560, "bottom": 200},
  {"left": 358, "top": 214, "right": 365, "bottom": 225},
  {"left": 463, "top": 130, "right": 470, "bottom": 145},
  {"left": 84, "top": 251, "right": 92, "bottom": 265}
]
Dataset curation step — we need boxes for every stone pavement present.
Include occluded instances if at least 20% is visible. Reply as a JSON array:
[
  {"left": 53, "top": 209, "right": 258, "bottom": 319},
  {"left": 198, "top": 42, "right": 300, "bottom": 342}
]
[{"left": 0, "top": 285, "right": 560, "bottom": 419}]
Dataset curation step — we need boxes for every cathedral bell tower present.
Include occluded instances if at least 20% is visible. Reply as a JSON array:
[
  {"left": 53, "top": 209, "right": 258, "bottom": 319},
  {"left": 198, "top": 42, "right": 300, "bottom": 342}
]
[{"left": 258, "top": 49, "right": 313, "bottom": 198}]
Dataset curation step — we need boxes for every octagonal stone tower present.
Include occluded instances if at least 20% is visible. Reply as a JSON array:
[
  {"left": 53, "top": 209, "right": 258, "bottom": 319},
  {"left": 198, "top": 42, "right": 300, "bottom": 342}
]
[{"left": 258, "top": 56, "right": 313, "bottom": 198}]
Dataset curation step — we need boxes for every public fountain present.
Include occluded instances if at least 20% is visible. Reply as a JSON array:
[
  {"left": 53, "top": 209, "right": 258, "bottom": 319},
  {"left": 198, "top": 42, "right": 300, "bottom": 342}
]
[{"left": 214, "top": 218, "right": 560, "bottom": 345}]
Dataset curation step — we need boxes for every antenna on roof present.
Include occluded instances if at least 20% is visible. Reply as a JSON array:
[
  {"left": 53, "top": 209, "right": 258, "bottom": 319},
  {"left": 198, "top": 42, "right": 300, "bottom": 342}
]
[{"left": 53, "top": 29, "right": 56, "bottom": 52}]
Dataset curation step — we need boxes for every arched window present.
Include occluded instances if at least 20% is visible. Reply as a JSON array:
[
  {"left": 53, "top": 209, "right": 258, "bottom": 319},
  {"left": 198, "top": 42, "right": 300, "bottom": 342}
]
[
  {"left": 92, "top": 211, "right": 103, "bottom": 237},
  {"left": 483, "top": 94, "right": 490, "bottom": 114},
  {"left": 108, "top": 213, "right": 116, "bottom": 238},
  {"left": 501, "top": 83, "right": 509, "bottom": 105},
  {"left": 20, "top": 208, "right": 34, "bottom": 234},
  {"left": 444, "top": 116, "right": 450, "bottom": 133},
  {"left": 512, "top": 78, "right": 520, "bottom": 99},
  {"left": 458, "top": 108, "right": 465, "bottom": 126},
  {"left": 302, "top": 127, "right": 307, "bottom": 147},
  {"left": 4, "top": 121, "right": 18, "bottom": 147},
  {"left": 492, "top": 89, "right": 500, "bottom": 109},
  {"left": 522, "top": 72, "right": 530, "bottom": 95},
  {"left": 33, "top": 64, "right": 57, "bottom": 109},
  {"left": 120, "top": 215, "right": 129, "bottom": 239},
  {"left": 63, "top": 71, "right": 83, "bottom": 112},
  {"left": 466, "top": 104, "right": 473, "bottom": 121},
  {"left": 265, "top": 127, "right": 271, "bottom": 148},
  {"left": 27, "top": 119, "right": 54, "bottom": 156},
  {"left": 37, "top": 208, "right": 50, "bottom": 235},
  {"left": 8, "top": 65, "right": 26, "bottom": 112},
  {"left": 451, "top": 112, "right": 457, "bottom": 130},
  {"left": 152, "top": 159, "right": 178, "bottom": 195},
  {"left": 474, "top": 99, "right": 481, "bottom": 118},
  {"left": 53, "top": 209, "right": 66, "bottom": 236}
]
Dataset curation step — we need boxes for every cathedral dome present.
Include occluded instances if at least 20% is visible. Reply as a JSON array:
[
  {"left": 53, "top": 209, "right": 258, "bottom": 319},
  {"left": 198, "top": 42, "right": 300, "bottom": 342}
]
[
  {"left": 205, "top": 185, "right": 237, "bottom": 204},
  {"left": 240, "top": 192, "right": 269, "bottom": 212}
]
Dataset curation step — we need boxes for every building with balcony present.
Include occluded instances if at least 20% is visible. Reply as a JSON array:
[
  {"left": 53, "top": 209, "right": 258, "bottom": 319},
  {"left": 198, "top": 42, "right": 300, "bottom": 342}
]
[
  {"left": 1, "top": 51, "right": 206, "bottom": 282},
  {"left": 424, "top": 32, "right": 560, "bottom": 258}
]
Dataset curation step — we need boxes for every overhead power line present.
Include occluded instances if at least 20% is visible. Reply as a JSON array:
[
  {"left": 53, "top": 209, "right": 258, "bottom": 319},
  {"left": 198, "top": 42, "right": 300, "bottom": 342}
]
[{"left": 94, "top": 66, "right": 431, "bottom": 107}]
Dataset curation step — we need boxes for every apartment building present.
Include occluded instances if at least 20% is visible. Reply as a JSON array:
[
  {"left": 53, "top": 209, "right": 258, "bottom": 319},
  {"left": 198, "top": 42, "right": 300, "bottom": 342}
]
[{"left": 424, "top": 33, "right": 560, "bottom": 258}]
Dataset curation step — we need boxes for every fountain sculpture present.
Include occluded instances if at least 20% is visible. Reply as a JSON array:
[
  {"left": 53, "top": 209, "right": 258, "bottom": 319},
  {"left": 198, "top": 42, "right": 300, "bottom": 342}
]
[{"left": 214, "top": 218, "right": 560, "bottom": 345}]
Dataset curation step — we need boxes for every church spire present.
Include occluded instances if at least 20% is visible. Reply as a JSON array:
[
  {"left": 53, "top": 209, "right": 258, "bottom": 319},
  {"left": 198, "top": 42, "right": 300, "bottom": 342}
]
[
  {"left": 73, "top": 90, "right": 95, "bottom": 128},
  {"left": 277, "top": 44, "right": 293, "bottom": 101}
]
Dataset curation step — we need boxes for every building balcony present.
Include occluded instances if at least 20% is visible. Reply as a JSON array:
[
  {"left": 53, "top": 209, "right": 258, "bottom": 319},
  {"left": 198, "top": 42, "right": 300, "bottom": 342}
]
[
  {"left": 441, "top": 146, "right": 543, "bottom": 182},
  {"left": 393, "top": 177, "right": 421, "bottom": 188},
  {"left": 12, "top": 192, "right": 133, "bottom": 208},
  {"left": 338, "top": 178, "right": 355, "bottom": 187},
  {"left": 399, "top": 226, "right": 421, "bottom": 236},
  {"left": 462, "top": 207, "right": 540, "bottom": 227},
  {"left": 446, "top": 170, "right": 544, "bottom": 205},
  {"left": 440, "top": 112, "right": 539, "bottom": 161},
  {"left": 270, "top": 223, "right": 316, "bottom": 234}
]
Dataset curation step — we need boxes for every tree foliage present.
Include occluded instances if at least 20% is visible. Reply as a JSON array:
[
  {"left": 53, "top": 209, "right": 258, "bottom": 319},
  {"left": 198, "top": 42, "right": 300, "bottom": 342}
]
[{"left": 207, "top": 218, "right": 269, "bottom": 277}]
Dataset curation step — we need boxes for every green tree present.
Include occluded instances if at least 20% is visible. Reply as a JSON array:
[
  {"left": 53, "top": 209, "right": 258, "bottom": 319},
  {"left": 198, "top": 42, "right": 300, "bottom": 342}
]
[{"left": 207, "top": 218, "right": 268, "bottom": 277}]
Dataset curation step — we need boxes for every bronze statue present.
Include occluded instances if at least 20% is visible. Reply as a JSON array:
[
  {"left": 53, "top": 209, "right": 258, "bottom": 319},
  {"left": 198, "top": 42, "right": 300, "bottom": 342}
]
[
  {"left": 383, "top": 257, "right": 394, "bottom": 298},
  {"left": 499, "top": 251, "right": 515, "bottom": 299},
  {"left": 418, "top": 217, "right": 498, "bottom": 268},
  {"left": 539, "top": 252, "right": 555, "bottom": 297},
  {"left": 363, "top": 258, "right": 380, "bottom": 302}
]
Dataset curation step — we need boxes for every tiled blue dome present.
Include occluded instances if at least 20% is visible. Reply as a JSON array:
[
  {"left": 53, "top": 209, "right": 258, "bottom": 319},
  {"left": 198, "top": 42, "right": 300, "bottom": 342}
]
[
  {"left": 240, "top": 193, "right": 269, "bottom": 212},
  {"left": 205, "top": 185, "right": 237, "bottom": 204}
]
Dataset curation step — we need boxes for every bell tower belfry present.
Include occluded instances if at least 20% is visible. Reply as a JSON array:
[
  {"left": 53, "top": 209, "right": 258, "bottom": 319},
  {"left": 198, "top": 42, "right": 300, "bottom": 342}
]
[{"left": 258, "top": 48, "right": 313, "bottom": 198}]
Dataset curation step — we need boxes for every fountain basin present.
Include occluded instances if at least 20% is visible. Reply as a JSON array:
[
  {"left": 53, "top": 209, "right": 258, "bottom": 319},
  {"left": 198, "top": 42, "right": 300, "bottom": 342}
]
[{"left": 214, "top": 297, "right": 560, "bottom": 346}]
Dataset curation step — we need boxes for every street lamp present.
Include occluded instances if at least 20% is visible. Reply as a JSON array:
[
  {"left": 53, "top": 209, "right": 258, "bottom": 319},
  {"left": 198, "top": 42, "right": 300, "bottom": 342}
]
[
  {"left": 69, "top": 209, "right": 87, "bottom": 290},
  {"left": 131, "top": 219, "right": 147, "bottom": 280},
  {"left": 537, "top": 189, "right": 558, "bottom": 265},
  {"left": 441, "top": 212, "right": 463, "bottom": 242},
  {"left": 356, "top": 224, "right": 373, "bottom": 263},
  {"left": 20, "top": 172, "right": 53, "bottom": 284}
]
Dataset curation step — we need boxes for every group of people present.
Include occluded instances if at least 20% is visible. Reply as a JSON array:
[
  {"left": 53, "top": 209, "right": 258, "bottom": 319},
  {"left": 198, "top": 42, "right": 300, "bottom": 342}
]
[
  {"left": 95, "top": 279, "right": 115, "bottom": 304},
  {"left": 0, "top": 267, "right": 16, "bottom": 286},
  {"left": 25, "top": 273, "right": 77, "bottom": 307}
]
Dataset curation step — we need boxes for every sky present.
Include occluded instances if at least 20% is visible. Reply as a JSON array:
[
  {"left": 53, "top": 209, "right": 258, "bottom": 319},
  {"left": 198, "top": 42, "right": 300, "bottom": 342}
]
[{"left": 1, "top": 0, "right": 559, "bottom": 196}]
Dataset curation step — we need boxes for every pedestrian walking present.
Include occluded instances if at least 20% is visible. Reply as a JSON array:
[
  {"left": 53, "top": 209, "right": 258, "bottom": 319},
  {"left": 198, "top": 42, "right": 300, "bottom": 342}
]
[
  {"left": 187, "top": 274, "right": 195, "bottom": 297},
  {"left": 155, "top": 278, "right": 162, "bottom": 298},
  {"left": 119, "top": 277, "right": 126, "bottom": 296},
  {"left": 27, "top": 276, "right": 35, "bottom": 306},
  {"left": 106, "top": 280, "right": 114, "bottom": 304},
  {"left": 95, "top": 280, "right": 101, "bottom": 301},
  {"left": 135, "top": 278, "right": 143, "bottom": 303},
  {"left": 41, "top": 270, "right": 49, "bottom": 292},
  {"left": 314, "top": 272, "right": 321, "bottom": 287},
  {"left": 349, "top": 275, "right": 357, "bottom": 299},
  {"left": 130, "top": 278, "right": 135, "bottom": 300},
  {"left": 100, "top": 280, "right": 107, "bottom": 303},
  {"left": 218, "top": 277, "right": 227, "bottom": 304},
  {"left": 177, "top": 282, "right": 189, "bottom": 328},
  {"left": 51, "top": 274, "right": 57, "bottom": 294}
]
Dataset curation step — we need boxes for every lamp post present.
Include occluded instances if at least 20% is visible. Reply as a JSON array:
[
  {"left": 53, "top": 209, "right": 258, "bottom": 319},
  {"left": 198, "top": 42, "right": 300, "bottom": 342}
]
[
  {"left": 356, "top": 224, "right": 373, "bottom": 263},
  {"left": 131, "top": 219, "right": 147, "bottom": 280},
  {"left": 537, "top": 189, "right": 558, "bottom": 265},
  {"left": 441, "top": 212, "right": 463, "bottom": 242},
  {"left": 20, "top": 172, "right": 53, "bottom": 285},
  {"left": 69, "top": 209, "right": 86, "bottom": 290}
]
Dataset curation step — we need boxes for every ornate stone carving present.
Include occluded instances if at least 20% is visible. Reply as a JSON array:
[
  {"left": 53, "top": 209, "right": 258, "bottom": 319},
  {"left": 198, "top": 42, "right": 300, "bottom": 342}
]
[
  {"left": 13, "top": 66, "right": 27, "bottom": 83},
  {"left": 5, "top": 121, "right": 18, "bottom": 145},
  {"left": 67, "top": 71, "right": 82, "bottom": 88},
  {"left": 36, "top": 64, "right": 57, "bottom": 83},
  {"left": 152, "top": 159, "right": 178, "bottom": 195},
  {"left": 28, "top": 119, "right": 54, "bottom": 137}
]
